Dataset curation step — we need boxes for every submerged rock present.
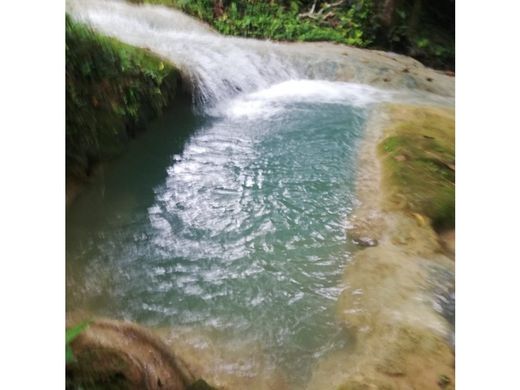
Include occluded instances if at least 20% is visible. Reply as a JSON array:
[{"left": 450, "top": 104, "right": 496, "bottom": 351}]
[{"left": 352, "top": 236, "right": 378, "bottom": 247}]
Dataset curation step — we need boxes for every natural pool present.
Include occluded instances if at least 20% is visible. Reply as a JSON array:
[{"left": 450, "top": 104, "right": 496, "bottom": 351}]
[
  {"left": 65, "top": 0, "right": 443, "bottom": 386},
  {"left": 66, "top": 81, "right": 377, "bottom": 385}
]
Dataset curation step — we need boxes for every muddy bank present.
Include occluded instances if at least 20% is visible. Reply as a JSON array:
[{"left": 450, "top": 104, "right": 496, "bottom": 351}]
[{"left": 308, "top": 104, "right": 455, "bottom": 389}]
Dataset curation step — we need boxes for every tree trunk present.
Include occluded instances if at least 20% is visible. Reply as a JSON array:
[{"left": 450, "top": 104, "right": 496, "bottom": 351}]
[
  {"left": 380, "top": 0, "right": 397, "bottom": 28},
  {"left": 213, "top": 0, "right": 224, "bottom": 18}
]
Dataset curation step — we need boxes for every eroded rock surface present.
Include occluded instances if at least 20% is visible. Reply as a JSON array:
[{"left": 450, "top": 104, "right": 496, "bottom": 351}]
[
  {"left": 308, "top": 104, "right": 455, "bottom": 390},
  {"left": 66, "top": 319, "right": 215, "bottom": 390}
]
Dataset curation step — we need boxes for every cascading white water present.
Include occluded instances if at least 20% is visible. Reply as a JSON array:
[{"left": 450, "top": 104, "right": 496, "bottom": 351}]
[
  {"left": 67, "top": 0, "right": 300, "bottom": 106},
  {"left": 66, "top": 0, "right": 402, "bottom": 110}
]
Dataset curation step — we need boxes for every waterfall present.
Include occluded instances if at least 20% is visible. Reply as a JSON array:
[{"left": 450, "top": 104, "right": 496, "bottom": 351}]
[
  {"left": 67, "top": 0, "right": 302, "bottom": 105},
  {"left": 65, "top": 0, "right": 401, "bottom": 111}
]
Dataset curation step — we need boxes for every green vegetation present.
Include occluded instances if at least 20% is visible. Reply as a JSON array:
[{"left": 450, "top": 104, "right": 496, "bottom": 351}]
[
  {"left": 66, "top": 321, "right": 89, "bottom": 363},
  {"left": 66, "top": 16, "right": 180, "bottom": 183},
  {"left": 378, "top": 105, "right": 455, "bottom": 231},
  {"left": 134, "top": 0, "right": 376, "bottom": 46},
  {"left": 130, "top": 0, "right": 454, "bottom": 69}
]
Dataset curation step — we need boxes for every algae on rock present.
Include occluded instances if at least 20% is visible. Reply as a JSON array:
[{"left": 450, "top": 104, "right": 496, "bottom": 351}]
[
  {"left": 309, "top": 104, "right": 455, "bottom": 390},
  {"left": 378, "top": 104, "right": 455, "bottom": 231}
]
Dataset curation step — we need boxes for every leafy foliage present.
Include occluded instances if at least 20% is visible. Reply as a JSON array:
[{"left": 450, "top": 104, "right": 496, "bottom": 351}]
[
  {"left": 66, "top": 321, "right": 89, "bottom": 364},
  {"left": 66, "top": 15, "right": 180, "bottom": 182},
  {"left": 131, "top": 0, "right": 454, "bottom": 69},
  {"left": 132, "top": 0, "right": 378, "bottom": 47},
  {"left": 376, "top": 0, "right": 455, "bottom": 69}
]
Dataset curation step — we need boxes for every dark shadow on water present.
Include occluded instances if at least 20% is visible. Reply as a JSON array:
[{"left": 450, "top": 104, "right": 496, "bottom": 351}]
[
  {"left": 66, "top": 96, "right": 204, "bottom": 229},
  {"left": 66, "top": 96, "right": 203, "bottom": 314}
]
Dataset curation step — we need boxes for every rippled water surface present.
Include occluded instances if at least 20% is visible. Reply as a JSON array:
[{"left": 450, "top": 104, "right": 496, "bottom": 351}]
[{"left": 67, "top": 83, "right": 368, "bottom": 383}]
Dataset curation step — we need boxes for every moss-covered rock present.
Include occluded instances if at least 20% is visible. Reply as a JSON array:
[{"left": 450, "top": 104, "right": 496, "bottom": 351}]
[
  {"left": 66, "top": 15, "right": 181, "bottom": 184},
  {"left": 377, "top": 104, "right": 455, "bottom": 231}
]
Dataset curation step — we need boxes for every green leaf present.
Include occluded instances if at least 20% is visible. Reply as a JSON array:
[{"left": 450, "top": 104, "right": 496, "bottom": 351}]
[
  {"left": 416, "top": 37, "right": 430, "bottom": 48},
  {"left": 66, "top": 321, "right": 89, "bottom": 344},
  {"left": 66, "top": 321, "right": 89, "bottom": 364}
]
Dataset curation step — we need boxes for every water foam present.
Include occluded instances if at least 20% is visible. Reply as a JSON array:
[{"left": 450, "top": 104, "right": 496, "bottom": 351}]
[{"left": 217, "top": 80, "right": 394, "bottom": 120}]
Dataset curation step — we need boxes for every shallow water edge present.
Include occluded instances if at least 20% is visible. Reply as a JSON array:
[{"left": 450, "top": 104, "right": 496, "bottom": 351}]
[{"left": 306, "top": 104, "right": 455, "bottom": 390}]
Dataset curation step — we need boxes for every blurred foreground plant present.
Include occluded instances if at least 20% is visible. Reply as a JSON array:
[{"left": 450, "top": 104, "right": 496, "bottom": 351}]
[{"left": 66, "top": 321, "right": 89, "bottom": 364}]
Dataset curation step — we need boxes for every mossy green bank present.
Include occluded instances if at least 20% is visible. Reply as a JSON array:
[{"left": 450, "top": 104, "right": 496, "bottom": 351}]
[
  {"left": 66, "top": 16, "right": 181, "bottom": 188},
  {"left": 378, "top": 104, "right": 455, "bottom": 231}
]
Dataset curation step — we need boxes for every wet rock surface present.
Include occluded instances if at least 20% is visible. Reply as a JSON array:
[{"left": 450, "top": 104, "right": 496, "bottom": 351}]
[
  {"left": 309, "top": 104, "right": 455, "bottom": 390},
  {"left": 66, "top": 319, "right": 215, "bottom": 390}
]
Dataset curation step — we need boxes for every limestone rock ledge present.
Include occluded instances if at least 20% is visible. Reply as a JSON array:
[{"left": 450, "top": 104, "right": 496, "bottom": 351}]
[{"left": 308, "top": 104, "right": 455, "bottom": 390}]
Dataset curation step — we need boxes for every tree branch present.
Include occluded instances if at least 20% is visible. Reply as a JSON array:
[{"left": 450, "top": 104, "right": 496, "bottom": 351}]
[{"left": 298, "top": 0, "right": 346, "bottom": 21}]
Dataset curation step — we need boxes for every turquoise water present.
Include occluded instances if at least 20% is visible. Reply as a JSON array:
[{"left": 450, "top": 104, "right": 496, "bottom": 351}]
[{"left": 67, "top": 83, "right": 369, "bottom": 383}]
